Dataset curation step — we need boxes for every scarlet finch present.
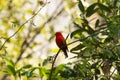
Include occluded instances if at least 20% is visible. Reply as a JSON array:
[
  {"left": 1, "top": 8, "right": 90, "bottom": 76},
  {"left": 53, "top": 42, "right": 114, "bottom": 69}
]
[{"left": 55, "top": 32, "right": 68, "bottom": 58}]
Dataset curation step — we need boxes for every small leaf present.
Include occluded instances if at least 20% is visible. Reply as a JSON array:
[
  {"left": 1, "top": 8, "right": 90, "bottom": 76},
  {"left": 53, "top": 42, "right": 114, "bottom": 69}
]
[
  {"left": 27, "top": 71, "right": 33, "bottom": 78},
  {"left": 73, "top": 22, "right": 82, "bottom": 28},
  {"left": 86, "top": 3, "right": 98, "bottom": 17},
  {"left": 78, "top": 0, "right": 85, "bottom": 13},
  {"left": 27, "top": 68, "right": 36, "bottom": 78},
  {"left": 22, "top": 64, "right": 32, "bottom": 69},
  {"left": 70, "top": 29, "right": 83, "bottom": 38},
  {"left": 95, "top": 19, "right": 100, "bottom": 27},
  {"left": 98, "top": 3, "right": 111, "bottom": 12},
  {"left": 70, "top": 23, "right": 84, "bottom": 38},
  {"left": 16, "top": 64, "right": 32, "bottom": 73},
  {"left": 4, "top": 57, "right": 15, "bottom": 67},
  {"left": 42, "top": 59, "right": 49, "bottom": 66},
  {"left": 54, "top": 64, "right": 66, "bottom": 75},
  {"left": 70, "top": 52, "right": 81, "bottom": 55},
  {"left": 84, "top": 25, "right": 94, "bottom": 34},
  {"left": 41, "top": 68, "right": 49, "bottom": 79},
  {"left": 6, "top": 65, "right": 16, "bottom": 76},
  {"left": 70, "top": 44, "right": 85, "bottom": 52},
  {"left": 20, "top": 71, "right": 28, "bottom": 75}
]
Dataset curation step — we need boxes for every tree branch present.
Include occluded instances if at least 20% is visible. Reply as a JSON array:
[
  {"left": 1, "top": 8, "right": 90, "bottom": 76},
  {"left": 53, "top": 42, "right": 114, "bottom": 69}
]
[
  {"left": 1, "top": 4, "right": 47, "bottom": 80},
  {"left": 0, "top": 4, "right": 46, "bottom": 50},
  {"left": 15, "top": 0, "right": 65, "bottom": 64},
  {"left": 49, "top": 34, "right": 69, "bottom": 80}
]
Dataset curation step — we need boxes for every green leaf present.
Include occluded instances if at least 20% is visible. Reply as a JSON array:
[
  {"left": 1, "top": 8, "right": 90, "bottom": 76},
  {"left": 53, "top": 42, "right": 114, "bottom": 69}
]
[
  {"left": 84, "top": 25, "right": 95, "bottom": 34},
  {"left": 70, "top": 43, "right": 85, "bottom": 52},
  {"left": 4, "top": 57, "right": 15, "bottom": 67},
  {"left": 80, "top": 48, "right": 91, "bottom": 57},
  {"left": 86, "top": 3, "right": 98, "bottom": 17},
  {"left": 6, "top": 65, "right": 16, "bottom": 76},
  {"left": 27, "top": 67, "right": 37, "bottom": 78},
  {"left": 54, "top": 64, "right": 66, "bottom": 76},
  {"left": 16, "top": 64, "right": 32, "bottom": 73},
  {"left": 73, "top": 22, "right": 82, "bottom": 29},
  {"left": 41, "top": 68, "right": 50, "bottom": 79},
  {"left": 70, "top": 23, "right": 85, "bottom": 38},
  {"left": 42, "top": 59, "right": 49, "bottom": 66},
  {"left": 22, "top": 64, "right": 32, "bottom": 69},
  {"left": 20, "top": 71, "right": 28, "bottom": 75},
  {"left": 95, "top": 19, "right": 100, "bottom": 27},
  {"left": 98, "top": 3, "right": 111, "bottom": 12},
  {"left": 78, "top": 0, "right": 85, "bottom": 13},
  {"left": 19, "top": 67, "right": 38, "bottom": 77},
  {"left": 38, "top": 67, "right": 44, "bottom": 78},
  {"left": 70, "top": 29, "right": 82, "bottom": 38},
  {"left": 70, "top": 52, "right": 81, "bottom": 55}
]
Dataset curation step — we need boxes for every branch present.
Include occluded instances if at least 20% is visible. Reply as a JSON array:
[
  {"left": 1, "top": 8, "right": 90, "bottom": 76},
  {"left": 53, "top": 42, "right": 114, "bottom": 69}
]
[
  {"left": 67, "top": 26, "right": 107, "bottom": 46},
  {"left": 49, "top": 26, "right": 106, "bottom": 80},
  {"left": 15, "top": 0, "right": 65, "bottom": 64},
  {"left": 0, "top": 4, "right": 46, "bottom": 50},
  {"left": 1, "top": 4, "right": 47, "bottom": 80},
  {"left": 49, "top": 34, "right": 69, "bottom": 80},
  {"left": 48, "top": 20, "right": 108, "bottom": 80},
  {"left": 109, "top": 67, "right": 116, "bottom": 78},
  {"left": 49, "top": 49, "right": 60, "bottom": 80}
]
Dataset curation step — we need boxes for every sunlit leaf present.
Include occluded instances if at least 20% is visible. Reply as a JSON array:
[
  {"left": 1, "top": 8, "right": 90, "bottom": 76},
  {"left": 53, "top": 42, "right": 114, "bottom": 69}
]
[
  {"left": 41, "top": 68, "right": 50, "bottom": 79},
  {"left": 84, "top": 26, "right": 94, "bottom": 34},
  {"left": 86, "top": 3, "right": 98, "bottom": 17},
  {"left": 54, "top": 64, "right": 66, "bottom": 75},
  {"left": 78, "top": 0, "right": 85, "bottom": 13},
  {"left": 22, "top": 64, "right": 32, "bottom": 69},
  {"left": 16, "top": 64, "right": 32, "bottom": 74},
  {"left": 27, "top": 67, "right": 37, "bottom": 78},
  {"left": 70, "top": 43, "right": 85, "bottom": 52},
  {"left": 75, "top": 18, "right": 83, "bottom": 24},
  {"left": 6, "top": 65, "right": 16, "bottom": 76},
  {"left": 42, "top": 59, "right": 49, "bottom": 66},
  {"left": 98, "top": 3, "right": 111, "bottom": 12},
  {"left": 4, "top": 57, "right": 15, "bottom": 67},
  {"left": 70, "top": 28, "right": 84, "bottom": 38}
]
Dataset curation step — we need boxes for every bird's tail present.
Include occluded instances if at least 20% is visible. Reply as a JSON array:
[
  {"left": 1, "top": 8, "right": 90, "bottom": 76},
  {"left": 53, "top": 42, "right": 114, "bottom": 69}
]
[{"left": 63, "top": 50, "right": 68, "bottom": 58}]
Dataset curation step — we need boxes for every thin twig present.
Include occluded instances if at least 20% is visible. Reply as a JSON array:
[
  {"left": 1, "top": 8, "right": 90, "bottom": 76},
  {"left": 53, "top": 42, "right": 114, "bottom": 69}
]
[
  {"left": 15, "top": 0, "right": 65, "bottom": 64},
  {"left": 49, "top": 25, "right": 107, "bottom": 80},
  {"left": 0, "top": 4, "right": 46, "bottom": 50},
  {"left": 1, "top": 4, "right": 47, "bottom": 80},
  {"left": 49, "top": 49, "right": 60, "bottom": 80},
  {"left": 67, "top": 27, "right": 107, "bottom": 46},
  {"left": 110, "top": 67, "right": 116, "bottom": 78},
  {"left": 49, "top": 22, "right": 108, "bottom": 80}
]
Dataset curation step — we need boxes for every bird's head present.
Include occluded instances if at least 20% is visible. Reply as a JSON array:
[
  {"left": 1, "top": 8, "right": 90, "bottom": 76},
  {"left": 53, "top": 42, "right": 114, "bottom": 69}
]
[{"left": 55, "top": 32, "right": 62, "bottom": 36}]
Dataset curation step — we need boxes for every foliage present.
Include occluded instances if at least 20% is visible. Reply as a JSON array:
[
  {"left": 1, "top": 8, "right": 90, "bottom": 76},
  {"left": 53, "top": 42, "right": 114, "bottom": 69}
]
[
  {"left": 0, "top": 0, "right": 120, "bottom": 80},
  {"left": 69, "top": 0, "right": 120, "bottom": 80}
]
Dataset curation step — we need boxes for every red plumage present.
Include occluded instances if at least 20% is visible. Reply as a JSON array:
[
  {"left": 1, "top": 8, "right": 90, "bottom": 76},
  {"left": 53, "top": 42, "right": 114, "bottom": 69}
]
[{"left": 55, "top": 32, "right": 68, "bottom": 58}]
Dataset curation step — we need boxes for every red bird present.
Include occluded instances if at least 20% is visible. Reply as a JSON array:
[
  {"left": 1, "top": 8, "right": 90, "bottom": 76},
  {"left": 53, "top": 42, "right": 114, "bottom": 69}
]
[{"left": 55, "top": 32, "right": 68, "bottom": 58}]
